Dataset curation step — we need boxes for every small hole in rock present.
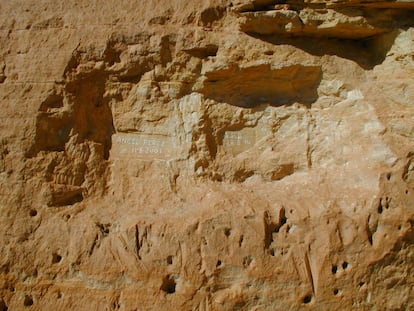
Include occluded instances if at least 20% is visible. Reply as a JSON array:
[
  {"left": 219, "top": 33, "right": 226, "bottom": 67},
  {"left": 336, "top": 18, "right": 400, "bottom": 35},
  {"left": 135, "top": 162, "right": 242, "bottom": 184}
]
[
  {"left": 264, "top": 50, "right": 274, "bottom": 56},
  {"left": 64, "top": 214, "right": 71, "bottom": 221},
  {"left": 269, "top": 249, "right": 276, "bottom": 256},
  {"left": 224, "top": 228, "right": 231, "bottom": 237},
  {"left": 342, "top": 262, "right": 349, "bottom": 270},
  {"left": 243, "top": 256, "right": 253, "bottom": 267},
  {"left": 57, "top": 292, "right": 62, "bottom": 299},
  {"left": 238, "top": 235, "right": 244, "bottom": 247},
  {"left": 96, "top": 223, "right": 110, "bottom": 236},
  {"left": 29, "top": 210, "right": 37, "bottom": 217},
  {"left": 52, "top": 253, "right": 62, "bottom": 264},
  {"left": 359, "top": 282, "right": 365, "bottom": 287},
  {"left": 216, "top": 260, "right": 222, "bottom": 267},
  {"left": 24, "top": 295, "right": 33, "bottom": 307},
  {"left": 386, "top": 173, "right": 391, "bottom": 180},
  {"left": 331, "top": 265, "right": 338, "bottom": 274},
  {"left": 378, "top": 203, "right": 383, "bottom": 214},
  {"left": 398, "top": 225, "right": 402, "bottom": 230},
  {"left": 303, "top": 295, "right": 312, "bottom": 304},
  {"left": 333, "top": 289, "right": 340, "bottom": 295},
  {"left": 167, "top": 256, "right": 173, "bottom": 265},
  {"left": 405, "top": 190, "right": 409, "bottom": 194},
  {"left": 160, "top": 275, "right": 176, "bottom": 294}
]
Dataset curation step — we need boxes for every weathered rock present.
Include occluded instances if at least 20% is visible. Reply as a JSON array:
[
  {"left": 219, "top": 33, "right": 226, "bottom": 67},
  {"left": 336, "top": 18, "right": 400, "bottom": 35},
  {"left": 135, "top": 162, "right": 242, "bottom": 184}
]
[
  {"left": 239, "top": 4, "right": 414, "bottom": 39},
  {"left": 0, "top": 0, "right": 414, "bottom": 310}
]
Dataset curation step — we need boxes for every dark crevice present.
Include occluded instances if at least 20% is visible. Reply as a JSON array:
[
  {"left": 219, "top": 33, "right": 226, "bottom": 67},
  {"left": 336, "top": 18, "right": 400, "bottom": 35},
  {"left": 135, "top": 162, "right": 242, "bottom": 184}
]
[
  {"left": 183, "top": 45, "right": 218, "bottom": 58},
  {"left": 39, "top": 94, "right": 64, "bottom": 112},
  {"left": 246, "top": 32, "right": 399, "bottom": 69},
  {"left": 238, "top": 235, "right": 244, "bottom": 247},
  {"left": 264, "top": 211, "right": 274, "bottom": 250},
  {"left": 198, "top": 64, "right": 322, "bottom": 107},
  {"left": 264, "top": 207, "right": 288, "bottom": 251},
  {"left": 0, "top": 299, "right": 7, "bottom": 311},
  {"left": 96, "top": 223, "right": 111, "bottom": 236},
  {"left": 366, "top": 224, "right": 373, "bottom": 246},
  {"left": 47, "top": 187, "right": 83, "bottom": 207},
  {"left": 103, "top": 44, "right": 122, "bottom": 67},
  {"left": 117, "top": 75, "right": 142, "bottom": 83},
  {"left": 243, "top": 256, "right": 253, "bottom": 267},
  {"left": 235, "top": 0, "right": 282, "bottom": 12},
  {"left": 233, "top": 169, "right": 254, "bottom": 182},
  {"left": 274, "top": 208, "right": 287, "bottom": 233},
  {"left": 366, "top": 213, "right": 379, "bottom": 246}
]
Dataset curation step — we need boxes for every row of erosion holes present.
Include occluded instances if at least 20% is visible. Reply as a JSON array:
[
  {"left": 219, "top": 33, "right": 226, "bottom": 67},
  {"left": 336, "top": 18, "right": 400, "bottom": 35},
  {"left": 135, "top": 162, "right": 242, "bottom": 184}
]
[
  {"left": 28, "top": 207, "right": 69, "bottom": 266},
  {"left": 30, "top": 208, "right": 71, "bottom": 221},
  {"left": 160, "top": 230, "right": 227, "bottom": 294},
  {"left": 376, "top": 195, "right": 406, "bottom": 235},
  {"left": 302, "top": 261, "right": 358, "bottom": 304},
  {"left": 6, "top": 292, "right": 62, "bottom": 309},
  {"left": 331, "top": 261, "right": 350, "bottom": 298},
  {"left": 29, "top": 210, "right": 63, "bottom": 264},
  {"left": 0, "top": 295, "right": 34, "bottom": 309},
  {"left": 160, "top": 228, "right": 239, "bottom": 295},
  {"left": 159, "top": 274, "right": 315, "bottom": 307},
  {"left": 0, "top": 292, "right": 34, "bottom": 310},
  {"left": 160, "top": 223, "right": 301, "bottom": 295}
]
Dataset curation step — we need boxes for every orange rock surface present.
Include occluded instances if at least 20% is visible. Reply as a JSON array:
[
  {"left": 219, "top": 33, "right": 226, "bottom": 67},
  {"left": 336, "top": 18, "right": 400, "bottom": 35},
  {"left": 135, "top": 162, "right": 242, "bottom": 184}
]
[{"left": 0, "top": 0, "right": 414, "bottom": 310}]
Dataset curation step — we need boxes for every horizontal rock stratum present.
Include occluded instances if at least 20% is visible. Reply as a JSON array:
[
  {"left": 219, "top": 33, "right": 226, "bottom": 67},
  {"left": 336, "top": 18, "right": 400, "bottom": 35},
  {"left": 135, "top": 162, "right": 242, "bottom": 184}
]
[{"left": 0, "top": 0, "right": 414, "bottom": 310}]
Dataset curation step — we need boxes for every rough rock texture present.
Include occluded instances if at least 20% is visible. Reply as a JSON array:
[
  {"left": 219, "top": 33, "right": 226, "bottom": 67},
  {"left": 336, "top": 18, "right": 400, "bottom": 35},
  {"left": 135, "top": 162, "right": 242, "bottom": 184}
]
[{"left": 0, "top": 0, "right": 414, "bottom": 310}]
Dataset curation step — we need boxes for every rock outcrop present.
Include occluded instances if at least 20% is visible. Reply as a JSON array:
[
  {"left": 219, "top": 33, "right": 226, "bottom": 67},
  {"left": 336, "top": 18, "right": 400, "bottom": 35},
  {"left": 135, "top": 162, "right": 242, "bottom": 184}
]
[{"left": 0, "top": 0, "right": 413, "bottom": 310}]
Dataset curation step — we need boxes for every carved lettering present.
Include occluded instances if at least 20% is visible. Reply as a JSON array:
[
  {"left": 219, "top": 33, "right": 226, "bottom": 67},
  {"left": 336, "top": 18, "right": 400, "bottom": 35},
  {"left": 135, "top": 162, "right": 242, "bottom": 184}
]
[
  {"left": 111, "top": 133, "right": 178, "bottom": 160},
  {"left": 222, "top": 125, "right": 272, "bottom": 154}
]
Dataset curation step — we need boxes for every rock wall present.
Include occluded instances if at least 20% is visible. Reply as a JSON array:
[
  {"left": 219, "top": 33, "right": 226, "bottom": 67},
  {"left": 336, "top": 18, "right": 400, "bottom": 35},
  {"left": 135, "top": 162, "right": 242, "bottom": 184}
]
[{"left": 0, "top": 0, "right": 414, "bottom": 310}]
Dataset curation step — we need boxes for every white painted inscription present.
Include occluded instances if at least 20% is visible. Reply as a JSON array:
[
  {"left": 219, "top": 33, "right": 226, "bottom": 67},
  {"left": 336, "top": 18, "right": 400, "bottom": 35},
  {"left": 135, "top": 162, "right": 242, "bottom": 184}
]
[
  {"left": 111, "top": 133, "right": 178, "bottom": 160},
  {"left": 222, "top": 125, "right": 272, "bottom": 154}
]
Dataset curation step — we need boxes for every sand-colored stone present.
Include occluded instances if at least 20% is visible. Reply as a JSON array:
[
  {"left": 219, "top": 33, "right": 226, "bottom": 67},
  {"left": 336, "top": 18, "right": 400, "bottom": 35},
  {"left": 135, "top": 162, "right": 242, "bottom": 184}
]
[{"left": 0, "top": 0, "right": 414, "bottom": 310}]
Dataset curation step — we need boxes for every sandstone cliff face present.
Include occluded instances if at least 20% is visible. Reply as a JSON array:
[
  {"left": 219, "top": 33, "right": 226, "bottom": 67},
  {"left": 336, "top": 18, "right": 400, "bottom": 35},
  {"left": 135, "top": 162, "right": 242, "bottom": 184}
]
[{"left": 0, "top": 0, "right": 414, "bottom": 310}]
